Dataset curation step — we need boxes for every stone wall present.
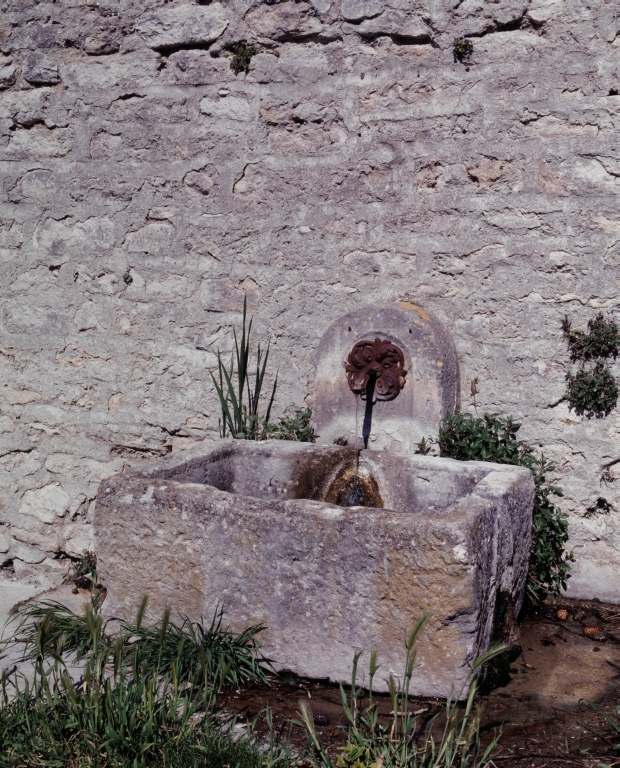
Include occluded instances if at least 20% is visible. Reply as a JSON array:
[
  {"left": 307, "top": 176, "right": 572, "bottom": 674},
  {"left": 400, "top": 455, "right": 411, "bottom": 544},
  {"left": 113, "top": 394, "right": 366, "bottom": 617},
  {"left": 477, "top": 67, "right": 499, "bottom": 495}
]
[{"left": 0, "top": 0, "right": 618, "bottom": 600}]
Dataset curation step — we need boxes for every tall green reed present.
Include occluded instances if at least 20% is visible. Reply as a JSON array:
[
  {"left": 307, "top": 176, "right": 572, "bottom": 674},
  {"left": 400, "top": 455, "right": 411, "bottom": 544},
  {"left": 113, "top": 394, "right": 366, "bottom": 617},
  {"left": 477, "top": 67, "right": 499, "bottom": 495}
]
[
  {"left": 211, "top": 296, "right": 277, "bottom": 439},
  {"left": 298, "top": 617, "right": 503, "bottom": 768}
]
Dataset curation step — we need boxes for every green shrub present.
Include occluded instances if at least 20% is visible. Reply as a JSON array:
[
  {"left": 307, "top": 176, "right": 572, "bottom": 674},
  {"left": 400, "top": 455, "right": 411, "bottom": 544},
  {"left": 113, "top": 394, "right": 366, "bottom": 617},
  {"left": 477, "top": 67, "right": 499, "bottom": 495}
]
[
  {"left": 419, "top": 412, "right": 572, "bottom": 603},
  {"left": 562, "top": 312, "right": 619, "bottom": 416},
  {"left": 453, "top": 37, "right": 473, "bottom": 62},
  {"left": 562, "top": 312, "right": 619, "bottom": 360},
  {"left": 566, "top": 360, "right": 619, "bottom": 415}
]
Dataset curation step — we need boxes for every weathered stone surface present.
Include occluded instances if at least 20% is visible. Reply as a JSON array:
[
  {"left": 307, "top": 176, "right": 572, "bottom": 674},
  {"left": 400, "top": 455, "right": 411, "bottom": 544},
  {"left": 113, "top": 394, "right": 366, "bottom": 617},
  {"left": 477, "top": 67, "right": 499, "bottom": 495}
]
[
  {"left": 0, "top": 0, "right": 618, "bottom": 602},
  {"left": 96, "top": 441, "right": 534, "bottom": 697},
  {"left": 23, "top": 53, "right": 60, "bottom": 85},
  {"left": 135, "top": 4, "right": 229, "bottom": 50},
  {"left": 19, "top": 485, "right": 70, "bottom": 524}
]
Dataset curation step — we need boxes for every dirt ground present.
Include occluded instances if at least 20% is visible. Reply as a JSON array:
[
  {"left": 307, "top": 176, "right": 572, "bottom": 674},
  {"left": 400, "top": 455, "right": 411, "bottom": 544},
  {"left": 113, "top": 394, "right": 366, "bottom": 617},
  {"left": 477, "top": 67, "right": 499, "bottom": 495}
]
[{"left": 219, "top": 597, "right": 620, "bottom": 768}]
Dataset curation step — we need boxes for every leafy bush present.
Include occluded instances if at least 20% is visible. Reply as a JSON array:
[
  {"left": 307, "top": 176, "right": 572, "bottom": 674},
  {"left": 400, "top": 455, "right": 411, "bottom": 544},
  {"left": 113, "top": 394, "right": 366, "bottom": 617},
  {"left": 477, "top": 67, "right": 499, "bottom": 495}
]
[
  {"left": 453, "top": 37, "right": 473, "bottom": 62},
  {"left": 562, "top": 312, "right": 619, "bottom": 416},
  {"left": 565, "top": 360, "right": 619, "bottom": 415},
  {"left": 562, "top": 312, "right": 619, "bottom": 360},
  {"left": 227, "top": 40, "right": 258, "bottom": 75},
  {"left": 419, "top": 413, "right": 572, "bottom": 603}
]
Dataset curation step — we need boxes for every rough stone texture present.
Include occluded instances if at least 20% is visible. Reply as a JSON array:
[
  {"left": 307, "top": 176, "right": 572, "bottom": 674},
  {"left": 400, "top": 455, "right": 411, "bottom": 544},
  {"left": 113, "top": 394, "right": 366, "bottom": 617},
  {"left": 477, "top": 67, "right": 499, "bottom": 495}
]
[
  {"left": 0, "top": 0, "right": 619, "bottom": 601},
  {"left": 95, "top": 441, "right": 534, "bottom": 696},
  {"left": 314, "top": 302, "right": 459, "bottom": 452},
  {"left": 23, "top": 53, "right": 60, "bottom": 86}
]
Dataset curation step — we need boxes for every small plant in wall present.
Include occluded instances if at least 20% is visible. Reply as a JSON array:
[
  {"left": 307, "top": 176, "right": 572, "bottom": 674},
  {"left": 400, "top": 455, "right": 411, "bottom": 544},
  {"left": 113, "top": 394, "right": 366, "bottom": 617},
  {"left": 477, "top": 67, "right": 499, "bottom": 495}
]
[
  {"left": 226, "top": 40, "right": 258, "bottom": 75},
  {"left": 453, "top": 37, "right": 474, "bottom": 63},
  {"left": 562, "top": 312, "right": 619, "bottom": 415}
]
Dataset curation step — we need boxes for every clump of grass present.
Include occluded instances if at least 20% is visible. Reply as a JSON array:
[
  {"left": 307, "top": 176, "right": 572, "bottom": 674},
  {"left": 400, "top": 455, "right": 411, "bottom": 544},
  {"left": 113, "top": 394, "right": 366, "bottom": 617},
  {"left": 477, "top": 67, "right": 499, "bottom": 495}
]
[
  {"left": 1, "top": 604, "right": 500, "bottom": 768},
  {"left": 211, "top": 296, "right": 277, "bottom": 440},
  {"left": 122, "top": 600, "right": 271, "bottom": 689},
  {"left": 7, "top": 600, "right": 104, "bottom": 663},
  {"left": 0, "top": 599, "right": 282, "bottom": 768},
  {"left": 210, "top": 296, "right": 316, "bottom": 442},
  {"left": 297, "top": 617, "right": 504, "bottom": 768},
  {"left": 63, "top": 550, "right": 98, "bottom": 588},
  {"left": 4, "top": 597, "right": 271, "bottom": 690}
]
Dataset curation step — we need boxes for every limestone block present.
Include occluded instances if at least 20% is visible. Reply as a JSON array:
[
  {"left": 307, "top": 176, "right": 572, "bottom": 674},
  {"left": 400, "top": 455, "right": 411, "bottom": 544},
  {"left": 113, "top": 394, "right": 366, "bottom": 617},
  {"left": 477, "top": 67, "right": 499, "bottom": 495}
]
[
  {"left": 11, "top": 542, "right": 47, "bottom": 565},
  {"left": 310, "top": 0, "right": 332, "bottom": 13},
  {"left": 11, "top": 527, "right": 61, "bottom": 553},
  {"left": 527, "top": 0, "right": 562, "bottom": 24},
  {"left": 61, "top": 523, "right": 94, "bottom": 558},
  {"left": 165, "top": 50, "right": 230, "bottom": 86},
  {"left": 123, "top": 222, "right": 174, "bottom": 255},
  {"left": 0, "top": 532, "right": 10, "bottom": 553},
  {"left": 340, "top": 0, "right": 384, "bottom": 22},
  {"left": 23, "top": 53, "right": 60, "bottom": 85},
  {"left": 0, "top": 387, "right": 41, "bottom": 405},
  {"left": 293, "top": 101, "right": 327, "bottom": 123},
  {"left": 0, "top": 57, "right": 15, "bottom": 89},
  {"left": 96, "top": 441, "right": 534, "bottom": 698},
  {"left": 60, "top": 50, "right": 160, "bottom": 89},
  {"left": 246, "top": 53, "right": 280, "bottom": 84},
  {"left": 246, "top": 2, "right": 323, "bottom": 40},
  {"left": 135, "top": 4, "right": 229, "bottom": 49},
  {"left": 356, "top": 11, "right": 432, "bottom": 40},
  {"left": 184, "top": 170, "right": 214, "bottom": 195},
  {"left": 200, "top": 96, "right": 251, "bottom": 121},
  {"left": 19, "top": 485, "right": 70, "bottom": 524}
]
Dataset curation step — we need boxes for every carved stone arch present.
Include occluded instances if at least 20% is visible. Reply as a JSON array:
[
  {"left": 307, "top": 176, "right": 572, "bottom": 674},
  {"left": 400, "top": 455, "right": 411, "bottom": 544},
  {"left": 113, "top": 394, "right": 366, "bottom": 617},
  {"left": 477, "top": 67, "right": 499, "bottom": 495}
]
[{"left": 313, "top": 302, "right": 460, "bottom": 454}]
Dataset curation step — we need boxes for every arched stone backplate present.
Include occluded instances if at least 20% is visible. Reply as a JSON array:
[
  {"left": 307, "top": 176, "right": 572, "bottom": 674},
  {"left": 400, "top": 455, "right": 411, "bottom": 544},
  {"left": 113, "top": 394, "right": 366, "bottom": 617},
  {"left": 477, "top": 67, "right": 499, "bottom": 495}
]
[{"left": 313, "top": 303, "right": 460, "bottom": 454}]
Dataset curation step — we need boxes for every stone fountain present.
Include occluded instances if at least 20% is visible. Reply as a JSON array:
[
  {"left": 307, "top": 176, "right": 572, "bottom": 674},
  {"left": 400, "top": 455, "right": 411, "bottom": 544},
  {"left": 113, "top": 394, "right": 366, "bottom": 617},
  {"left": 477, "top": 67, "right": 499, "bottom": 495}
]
[{"left": 95, "top": 303, "right": 534, "bottom": 697}]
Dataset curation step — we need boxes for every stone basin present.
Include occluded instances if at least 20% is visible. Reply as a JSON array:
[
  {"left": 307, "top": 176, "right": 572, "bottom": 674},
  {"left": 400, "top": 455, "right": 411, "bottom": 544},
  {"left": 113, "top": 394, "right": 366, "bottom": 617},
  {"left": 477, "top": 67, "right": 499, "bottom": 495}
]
[{"left": 95, "top": 440, "right": 534, "bottom": 697}]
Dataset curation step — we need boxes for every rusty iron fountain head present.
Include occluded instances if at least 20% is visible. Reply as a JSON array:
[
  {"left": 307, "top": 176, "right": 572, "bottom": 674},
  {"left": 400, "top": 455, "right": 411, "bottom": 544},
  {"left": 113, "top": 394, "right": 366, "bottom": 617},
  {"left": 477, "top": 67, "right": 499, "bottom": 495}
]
[{"left": 345, "top": 338, "right": 407, "bottom": 401}]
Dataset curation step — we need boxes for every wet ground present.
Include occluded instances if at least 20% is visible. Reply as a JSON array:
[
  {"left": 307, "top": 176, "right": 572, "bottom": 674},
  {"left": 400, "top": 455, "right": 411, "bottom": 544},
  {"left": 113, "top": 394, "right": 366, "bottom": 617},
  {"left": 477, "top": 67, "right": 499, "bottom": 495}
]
[{"left": 219, "top": 597, "right": 620, "bottom": 767}]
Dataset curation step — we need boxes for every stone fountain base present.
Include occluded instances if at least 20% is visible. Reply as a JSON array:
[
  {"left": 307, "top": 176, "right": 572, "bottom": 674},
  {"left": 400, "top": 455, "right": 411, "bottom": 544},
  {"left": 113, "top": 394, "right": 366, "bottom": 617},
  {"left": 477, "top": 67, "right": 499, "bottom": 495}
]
[{"left": 94, "top": 440, "right": 534, "bottom": 698}]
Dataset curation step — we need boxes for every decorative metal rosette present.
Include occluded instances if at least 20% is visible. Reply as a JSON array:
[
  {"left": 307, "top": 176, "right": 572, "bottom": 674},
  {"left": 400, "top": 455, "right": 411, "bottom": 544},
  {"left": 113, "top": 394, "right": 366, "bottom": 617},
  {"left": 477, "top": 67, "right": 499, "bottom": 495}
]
[{"left": 345, "top": 338, "right": 407, "bottom": 401}]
